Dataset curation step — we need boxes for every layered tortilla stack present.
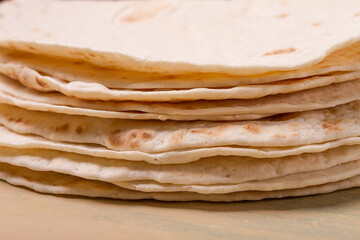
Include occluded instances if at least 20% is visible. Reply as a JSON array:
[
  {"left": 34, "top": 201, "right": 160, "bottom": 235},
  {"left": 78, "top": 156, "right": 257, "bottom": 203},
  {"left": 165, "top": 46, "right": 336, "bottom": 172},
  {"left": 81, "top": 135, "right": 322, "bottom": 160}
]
[{"left": 0, "top": 0, "right": 359, "bottom": 201}]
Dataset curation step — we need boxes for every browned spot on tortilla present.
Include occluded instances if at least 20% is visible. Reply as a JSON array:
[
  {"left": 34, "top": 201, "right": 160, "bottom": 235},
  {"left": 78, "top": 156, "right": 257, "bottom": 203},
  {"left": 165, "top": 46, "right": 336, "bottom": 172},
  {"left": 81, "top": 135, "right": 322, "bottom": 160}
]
[
  {"left": 7, "top": 117, "right": 18, "bottom": 123},
  {"left": 281, "top": 1, "right": 288, "bottom": 5},
  {"left": 216, "top": 124, "right": 230, "bottom": 134},
  {"left": 191, "top": 128, "right": 211, "bottom": 135},
  {"left": 109, "top": 129, "right": 154, "bottom": 149},
  {"left": 120, "top": 4, "right": 170, "bottom": 23},
  {"left": 139, "top": 130, "right": 154, "bottom": 140},
  {"left": 142, "top": 132, "right": 153, "bottom": 140},
  {"left": 43, "top": 33, "right": 53, "bottom": 37},
  {"left": 7, "top": 117, "right": 30, "bottom": 125},
  {"left": 23, "top": 120, "right": 30, "bottom": 125},
  {"left": 126, "top": 131, "right": 141, "bottom": 148},
  {"left": 277, "top": 13, "right": 289, "bottom": 18},
  {"left": 88, "top": 53, "right": 96, "bottom": 58},
  {"left": 75, "top": 126, "right": 83, "bottom": 134},
  {"left": 263, "top": 47, "right": 297, "bottom": 56},
  {"left": 55, "top": 124, "right": 69, "bottom": 132},
  {"left": 190, "top": 128, "right": 218, "bottom": 136},
  {"left": 243, "top": 123, "right": 260, "bottom": 134},
  {"left": 291, "top": 133, "right": 299, "bottom": 137},
  {"left": 190, "top": 124, "right": 229, "bottom": 137},
  {"left": 170, "top": 130, "right": 184, "bottom": 144},
  {"left": 322, "top": 120, "right": 344, "bottom": 132},
  {"left": 108, "top": 131, "right": 124, "bottom": 147},
  {"left": 35, "top": 76, "right": 48, "bottom": 88},
  {"left": 130, "top": 141, "right": 139, "bottom": 148},
  {"left": 312, "top": 22, "right": 321, "bottom": 26},
  {"left": 32, "top": 28, "right": 39, "bottom": 32},
  {"left": 190, "top": 129, "right": 208, "bottom": 134},
  {"left": 288, "top": 123, "right": 298, "bottom": 130},
  {"left": 274, "top": 134, "right": 286, "bottom": 139},
  {"left": 355, "top": 13, "right": 360, "bottom": 17},
  {"left": 0, "top": 13, "right": 4, "bottom": 19}
]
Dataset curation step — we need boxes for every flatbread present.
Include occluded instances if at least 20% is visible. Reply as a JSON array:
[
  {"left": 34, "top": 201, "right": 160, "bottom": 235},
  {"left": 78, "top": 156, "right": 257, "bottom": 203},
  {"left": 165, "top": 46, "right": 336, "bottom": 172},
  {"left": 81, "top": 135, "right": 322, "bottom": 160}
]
[
  {"left": 114, "top": 160, "right": 360, "bottom": 193},
  {"left": 3, "top": 125, "right": 360, "bottom": 164},
  {"left": 2, "top": 75, "right": 360, "bottom": 120},
  {"left": 0, "top": 90, "right": 269, "bottom": 121},
  {"left": 0, "top": 45, "right": 359, "bottom": 102},
  {"left": 1, "top": 0, "right": 360, "bottom": 202},
  {"left": 0, "top": 101, "right": 359, "bottom": 152},
  {"left": 0, "top": 144, "right": 359, "bottom": 185},
  {"left": 0, "top": 163, "right": 359, "bottom": 202},
  {"left": 2, "top": 60, "right": 360, "bottom": 102},
  {"left": 0, "top": 76, "right": 273, "bottom": 121},
  {"left": 1, "top": 0, "right": 360, "bottom": 75}
]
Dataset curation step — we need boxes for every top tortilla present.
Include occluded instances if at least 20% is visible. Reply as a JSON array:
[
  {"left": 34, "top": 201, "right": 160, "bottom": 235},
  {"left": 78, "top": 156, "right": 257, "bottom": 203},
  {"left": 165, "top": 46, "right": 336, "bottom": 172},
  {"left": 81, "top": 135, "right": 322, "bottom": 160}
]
[{"left": 0, "top": 0, "right": 360, "bottom": 75}]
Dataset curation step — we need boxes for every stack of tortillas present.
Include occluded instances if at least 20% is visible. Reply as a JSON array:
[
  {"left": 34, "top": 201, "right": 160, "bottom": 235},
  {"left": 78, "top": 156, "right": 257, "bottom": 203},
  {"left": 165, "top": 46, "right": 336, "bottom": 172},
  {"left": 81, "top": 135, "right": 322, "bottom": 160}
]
[{"left": 0, "top": 0, "right": 359, "bottom": 202}]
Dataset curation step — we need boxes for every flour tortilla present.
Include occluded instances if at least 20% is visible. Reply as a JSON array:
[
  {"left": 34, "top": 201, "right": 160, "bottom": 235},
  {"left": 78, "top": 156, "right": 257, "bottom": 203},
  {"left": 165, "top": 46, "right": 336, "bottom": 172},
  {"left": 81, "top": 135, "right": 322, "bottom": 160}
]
[
  {"left": 2, "top": 61, "right": 360, "bottom": 102},
  {"left": 114, "top": 160, "right": 360, "bottom": 194},
  {"left": 2, "top": 75, "right": 360, "bottom": 120},
  {"left": 0, "top": 41, "right": 359, "bottom": 90},
  {"left": 3, "top": 125, "right": 360, "bottom": 164},
  {"left": 1, "top": 0, "right": 360, "bottom": 203},
  {"left": 0, "top": 144, "right": 360, "bottom": 185},
  {"left": 0, "top": 89, "right": 270, "bottom": 122},
  {"left": 0, "top": 101, "right": 359, "bottom": 152},
  {"left": 1, "top": 46, "right": 360, "bottom": 102},
  {"left": 1, "top": 0, "right": 360, "bottom": 75},
  {"left": 0, "top": 163, "right": 359, "bottom": 202}
]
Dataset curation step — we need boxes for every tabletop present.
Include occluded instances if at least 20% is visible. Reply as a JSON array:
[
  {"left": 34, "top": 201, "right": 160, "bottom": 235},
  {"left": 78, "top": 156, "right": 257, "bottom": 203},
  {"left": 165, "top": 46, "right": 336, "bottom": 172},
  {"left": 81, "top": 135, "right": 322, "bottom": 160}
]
[{"left": 0, "top": 181, "right": 359, "bottom": 240}]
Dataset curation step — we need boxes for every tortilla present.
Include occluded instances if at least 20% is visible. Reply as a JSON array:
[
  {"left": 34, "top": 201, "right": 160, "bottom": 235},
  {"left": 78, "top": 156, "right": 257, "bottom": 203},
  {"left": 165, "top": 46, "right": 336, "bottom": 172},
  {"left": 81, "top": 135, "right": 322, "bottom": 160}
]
[
  {"left": 114, "top": 160, "right": 360, "bottom": 194},
  {"left": 1, "top": 0, "right": 360, "bottom": 202},
  {"left": 0, "top": 101, "right": 359, "bottom": 152},
  {"left": 0, "top": 163, "right": 359, "bottom": 202},
  {"left": 2, "top": 75, "right": 360, "bottom": 121},
  {"left": 0, "top": 144, "right": 359, "bottom": 185},
  {"left": 0, "top": 44, "right": 359, "bottom": 102},
  {"left": 3, "top": 125, "right": 360, "bottom": 164},
  {"left": 1, "top": 0, "right": 360, "bottom": 75}
]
